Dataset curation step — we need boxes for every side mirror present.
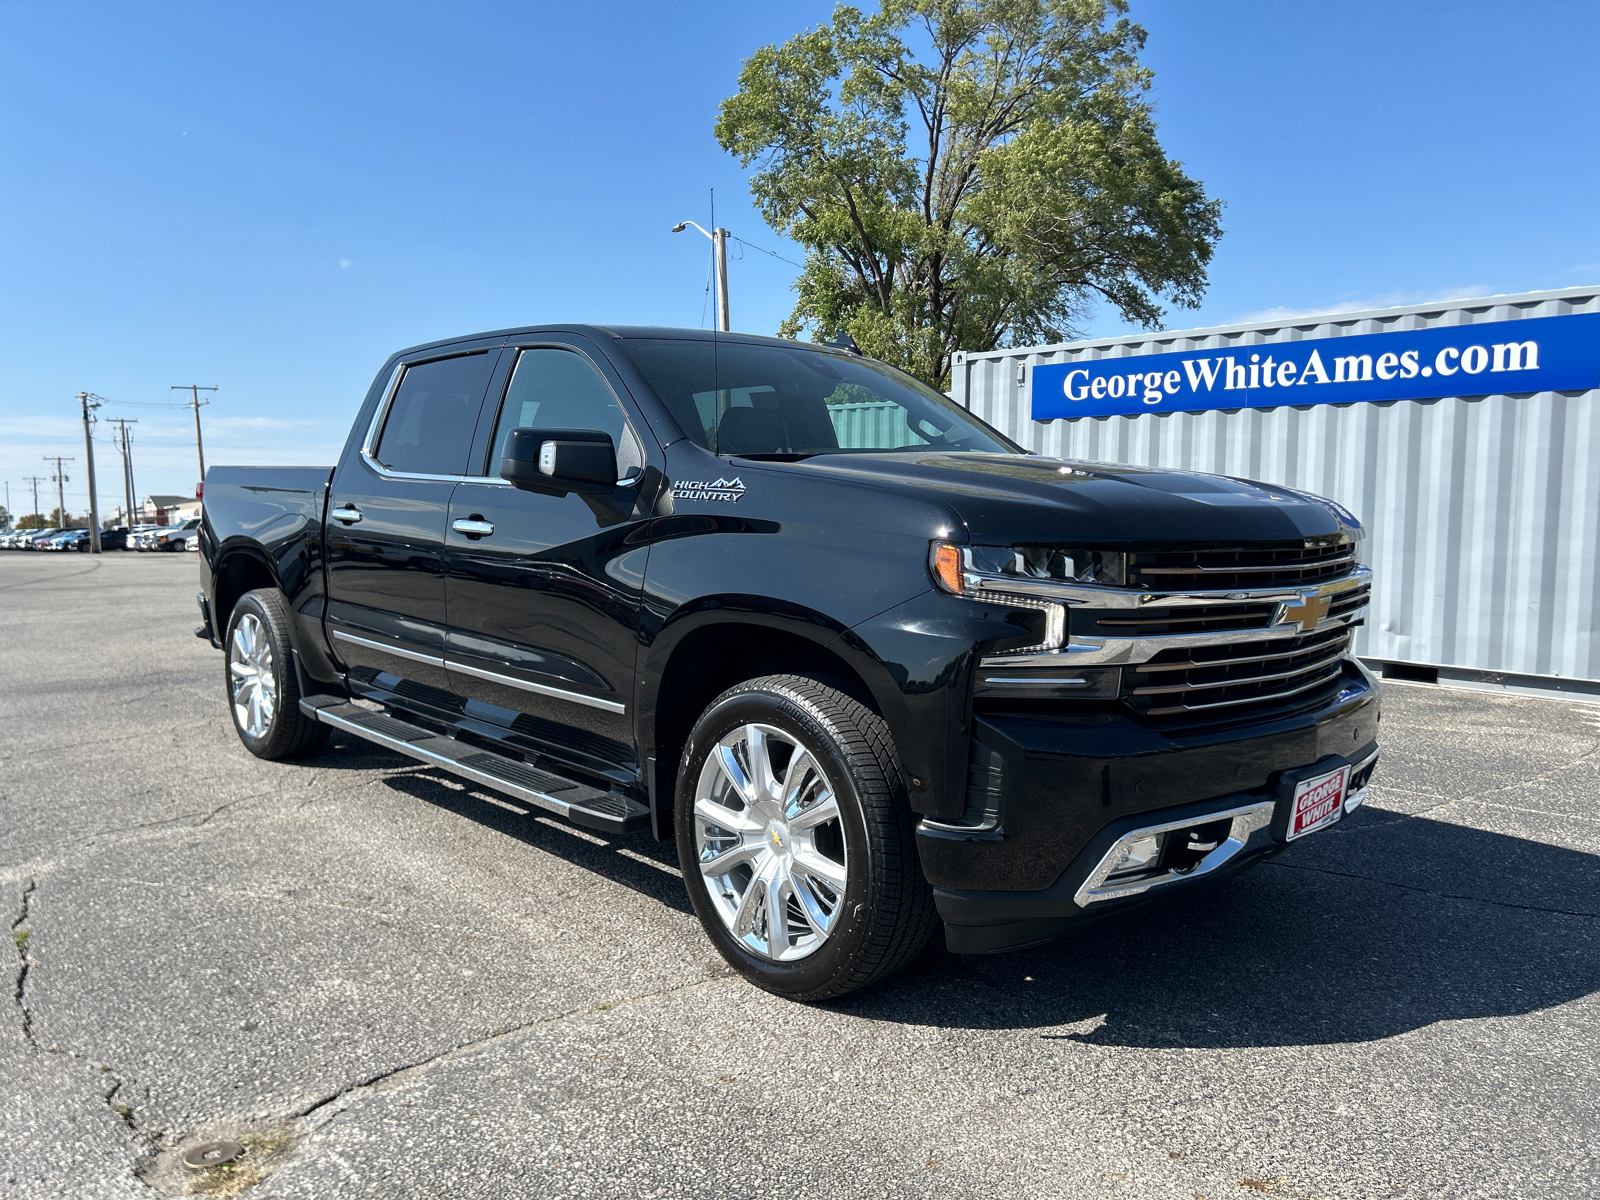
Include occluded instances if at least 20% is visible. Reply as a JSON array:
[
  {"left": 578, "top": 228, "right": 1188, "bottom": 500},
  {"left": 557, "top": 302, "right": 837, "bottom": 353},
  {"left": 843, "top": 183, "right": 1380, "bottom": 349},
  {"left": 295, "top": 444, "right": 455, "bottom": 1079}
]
[{"left": 500, "top": 428, "right": 617, "bottom": 495}]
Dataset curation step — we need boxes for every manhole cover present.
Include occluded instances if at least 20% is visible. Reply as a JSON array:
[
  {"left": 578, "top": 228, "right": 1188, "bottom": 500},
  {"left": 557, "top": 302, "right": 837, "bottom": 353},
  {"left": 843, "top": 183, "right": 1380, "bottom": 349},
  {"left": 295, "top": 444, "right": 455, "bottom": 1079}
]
[{"left": 181, "top": 1141, "right": 246, "bottom": 1170}]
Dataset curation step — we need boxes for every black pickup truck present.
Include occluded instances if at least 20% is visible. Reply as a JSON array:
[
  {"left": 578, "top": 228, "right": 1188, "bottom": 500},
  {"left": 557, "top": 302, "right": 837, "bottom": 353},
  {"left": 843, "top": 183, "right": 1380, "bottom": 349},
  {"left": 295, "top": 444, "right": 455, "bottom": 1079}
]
[{"left": 198, "top": 325, "right": 1380, "bottom": 1000}]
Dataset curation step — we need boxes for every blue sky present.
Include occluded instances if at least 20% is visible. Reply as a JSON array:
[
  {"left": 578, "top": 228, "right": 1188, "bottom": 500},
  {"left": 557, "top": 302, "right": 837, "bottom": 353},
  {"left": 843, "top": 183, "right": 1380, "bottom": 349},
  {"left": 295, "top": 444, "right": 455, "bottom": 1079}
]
[{"left": 3, "top": 0, "right": 1597, "bottom": 513}]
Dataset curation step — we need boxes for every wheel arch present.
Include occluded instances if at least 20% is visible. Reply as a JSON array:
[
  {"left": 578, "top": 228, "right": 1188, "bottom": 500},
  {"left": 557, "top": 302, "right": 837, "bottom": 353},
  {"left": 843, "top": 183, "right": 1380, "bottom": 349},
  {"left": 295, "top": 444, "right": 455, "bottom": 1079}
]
[
  {"left": 639, "top": 600, "right": 907, "bottom": 840},
  {"left": 212, "top": 543, "right": 282, "bottom": 642}
]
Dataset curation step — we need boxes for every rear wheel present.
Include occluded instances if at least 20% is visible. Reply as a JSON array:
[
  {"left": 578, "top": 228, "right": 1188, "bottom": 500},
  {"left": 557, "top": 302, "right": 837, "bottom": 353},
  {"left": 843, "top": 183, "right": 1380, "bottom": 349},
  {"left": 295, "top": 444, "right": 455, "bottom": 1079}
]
[
  {"left": 225, "top": 589, "right": 329, "bottom": 760},
  {"left": 675, "top": 675, "right": 937, "bottom": 1001}
]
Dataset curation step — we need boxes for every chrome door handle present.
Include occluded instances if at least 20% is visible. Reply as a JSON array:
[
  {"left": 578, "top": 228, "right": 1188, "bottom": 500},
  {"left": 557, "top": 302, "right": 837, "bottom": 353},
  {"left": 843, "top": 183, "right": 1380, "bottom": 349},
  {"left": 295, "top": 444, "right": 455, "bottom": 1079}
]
[
  {"left": 452, "top": 518, "right": 495, "bottom": 537},
  {"left": 331, "top": 505, "right": 363, "bottom": 524}
]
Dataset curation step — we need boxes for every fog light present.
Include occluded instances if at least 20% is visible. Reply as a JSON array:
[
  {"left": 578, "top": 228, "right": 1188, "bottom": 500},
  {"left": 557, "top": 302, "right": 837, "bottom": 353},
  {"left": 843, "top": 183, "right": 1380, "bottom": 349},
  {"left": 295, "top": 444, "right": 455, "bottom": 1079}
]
[{"left": 1106, "top": 833, "right": 1163, "bottom": 878}]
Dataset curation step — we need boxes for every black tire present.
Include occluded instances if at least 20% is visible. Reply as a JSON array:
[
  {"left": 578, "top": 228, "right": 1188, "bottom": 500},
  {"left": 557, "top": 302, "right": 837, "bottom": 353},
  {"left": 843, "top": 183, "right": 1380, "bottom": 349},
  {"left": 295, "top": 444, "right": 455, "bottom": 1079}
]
[
  {"left": 223, "top": 589, "right": 329, "bottom": 760},
  {"left": 675, "top": 674, "right": 938, "bottom": 1001}
]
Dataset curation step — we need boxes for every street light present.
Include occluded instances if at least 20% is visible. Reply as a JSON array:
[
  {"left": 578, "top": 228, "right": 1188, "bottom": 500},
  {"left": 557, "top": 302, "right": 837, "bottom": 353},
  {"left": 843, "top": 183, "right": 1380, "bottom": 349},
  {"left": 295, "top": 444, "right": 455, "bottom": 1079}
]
[{"left": 672, "top": 220, "right": 730, "bottom": 332}]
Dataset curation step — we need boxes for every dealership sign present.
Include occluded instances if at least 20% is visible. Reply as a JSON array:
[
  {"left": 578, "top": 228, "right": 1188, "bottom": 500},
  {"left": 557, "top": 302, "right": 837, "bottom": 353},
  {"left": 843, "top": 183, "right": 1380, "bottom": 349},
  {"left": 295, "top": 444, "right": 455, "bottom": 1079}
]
[{"left": 1030, "top": 313, "right": 1600, "bottom": 420}]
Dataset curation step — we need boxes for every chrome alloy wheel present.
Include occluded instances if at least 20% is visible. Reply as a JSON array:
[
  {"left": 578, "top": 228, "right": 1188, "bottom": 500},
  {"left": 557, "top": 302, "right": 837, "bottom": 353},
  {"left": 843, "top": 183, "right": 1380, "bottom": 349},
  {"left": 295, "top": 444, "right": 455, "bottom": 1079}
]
[
  {"left": 693, "top": 723, "right": 850, "bottom": 962},
  {"left": 228, "top": 612, "right": 277, "bottom": 739}
]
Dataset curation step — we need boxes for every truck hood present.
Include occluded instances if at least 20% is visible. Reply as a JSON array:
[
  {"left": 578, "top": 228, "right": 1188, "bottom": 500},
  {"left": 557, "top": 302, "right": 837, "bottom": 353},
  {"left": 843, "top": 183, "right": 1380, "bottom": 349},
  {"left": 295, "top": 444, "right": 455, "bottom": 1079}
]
[{"left": 773, "top": 451, "right": 1358, "bottom": 545}]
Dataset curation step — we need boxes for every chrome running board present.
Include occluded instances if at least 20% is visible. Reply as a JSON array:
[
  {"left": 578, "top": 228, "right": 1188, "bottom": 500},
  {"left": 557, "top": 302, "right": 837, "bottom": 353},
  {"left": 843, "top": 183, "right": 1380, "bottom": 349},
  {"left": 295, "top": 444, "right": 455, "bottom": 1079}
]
[{"left": 300, "top": 697, "right": 649, "bottom": 835}]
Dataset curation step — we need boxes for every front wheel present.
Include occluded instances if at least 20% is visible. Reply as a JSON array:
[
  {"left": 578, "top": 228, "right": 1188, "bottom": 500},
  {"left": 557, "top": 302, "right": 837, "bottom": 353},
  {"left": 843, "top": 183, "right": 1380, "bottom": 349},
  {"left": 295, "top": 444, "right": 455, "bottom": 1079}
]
[
  {"left": 224, "top": 589, "right": 329, "bottom": 760},
  {"left": 675, "top": 675, "right": 937, "bottom": 1001}
]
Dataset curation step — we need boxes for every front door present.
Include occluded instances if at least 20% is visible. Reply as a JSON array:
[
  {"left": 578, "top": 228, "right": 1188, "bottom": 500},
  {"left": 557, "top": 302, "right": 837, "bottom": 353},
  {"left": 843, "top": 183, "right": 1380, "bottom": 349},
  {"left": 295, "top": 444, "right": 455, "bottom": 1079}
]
[
  {"left": 443, "top": 339, "right": 656, "bottom": 781},
  {"left": 325, "top": 343, "right": 501, "bottom": 695}
]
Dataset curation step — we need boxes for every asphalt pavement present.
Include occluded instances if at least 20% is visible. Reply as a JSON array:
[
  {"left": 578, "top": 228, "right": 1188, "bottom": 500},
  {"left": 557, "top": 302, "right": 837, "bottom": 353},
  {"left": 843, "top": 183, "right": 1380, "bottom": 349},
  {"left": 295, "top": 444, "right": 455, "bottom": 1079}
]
[{"left": 2, "top": 552, "right": 1596, "bottom": 1199}]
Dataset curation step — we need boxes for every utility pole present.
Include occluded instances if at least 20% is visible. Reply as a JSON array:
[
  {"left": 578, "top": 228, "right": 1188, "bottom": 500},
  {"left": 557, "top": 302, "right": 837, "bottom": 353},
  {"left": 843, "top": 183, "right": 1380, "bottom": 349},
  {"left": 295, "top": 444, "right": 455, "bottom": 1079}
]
[
  {"left": 44, "top": 456, "right": 73, "bottom": 528},
  {"left": 75, "top": 393, "right": 104, "bottom": 552},
  {"left": 713, "top": 226, "right": 730, "bottom": 332},
  {"left": 670, "top": 220, "right": 732, "bottom": 332},
  {"left": 23, "top": 476, "right": 45, "bottom": 525},
  {"left": 3, "top": 481, "right": 9, "bottom": 531},
  {"left": 107, "top": 417, "right": 138, "bottom": 530},
  {"left": 171, "top": 384, "right": 217, "bottom": 486}
]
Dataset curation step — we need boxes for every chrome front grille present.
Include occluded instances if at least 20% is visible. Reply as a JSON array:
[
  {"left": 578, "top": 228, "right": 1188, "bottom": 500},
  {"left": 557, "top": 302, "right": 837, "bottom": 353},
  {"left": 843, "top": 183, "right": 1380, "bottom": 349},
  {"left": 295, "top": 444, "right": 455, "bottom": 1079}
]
[
  {"left": 963, "top": 541, "right": 1374, "bottom": 725},
  {"left": 1124, "top": 624, "right": 1354, "bottom": 718},
  {"left": 1328, "top": 580, "right": 1372, "bottom": 620},
  {"left": 1127, "top": 542, "right": 1355, "bottom": 591},
  {"left": 1072, "top": 600, "right": 1279, "bottom": 638}
]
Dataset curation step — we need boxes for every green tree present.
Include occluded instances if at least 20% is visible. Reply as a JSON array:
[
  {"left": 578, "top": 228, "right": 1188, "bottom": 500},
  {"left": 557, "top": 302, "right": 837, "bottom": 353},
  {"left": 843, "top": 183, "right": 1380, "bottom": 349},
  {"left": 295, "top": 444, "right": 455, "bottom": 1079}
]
[{"left": 716, "top": 0, "right": 1223, "bottom": 390}]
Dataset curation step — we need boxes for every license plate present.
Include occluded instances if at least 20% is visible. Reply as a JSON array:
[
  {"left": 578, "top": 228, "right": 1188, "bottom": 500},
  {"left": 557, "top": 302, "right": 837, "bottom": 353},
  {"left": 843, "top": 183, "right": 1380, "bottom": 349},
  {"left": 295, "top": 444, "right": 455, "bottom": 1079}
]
[{"left": 1286, "top": 765, "right": 1350, "bottom": 841}]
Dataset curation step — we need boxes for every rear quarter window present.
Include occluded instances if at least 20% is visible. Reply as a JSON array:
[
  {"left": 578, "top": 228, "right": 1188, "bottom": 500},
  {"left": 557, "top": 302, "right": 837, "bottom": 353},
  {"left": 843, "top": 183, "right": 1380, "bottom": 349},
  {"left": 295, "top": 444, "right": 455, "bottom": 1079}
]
[{"left": 373, "top": 352, "right": 495, "bottom": 476}]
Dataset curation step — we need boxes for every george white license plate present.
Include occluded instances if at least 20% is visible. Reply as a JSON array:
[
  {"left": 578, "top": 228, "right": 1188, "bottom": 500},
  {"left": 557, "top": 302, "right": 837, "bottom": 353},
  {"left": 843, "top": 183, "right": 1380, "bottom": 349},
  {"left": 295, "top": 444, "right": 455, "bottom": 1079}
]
[{"left": 1286, "top": 765, "right": 1351, "bottom": 841}]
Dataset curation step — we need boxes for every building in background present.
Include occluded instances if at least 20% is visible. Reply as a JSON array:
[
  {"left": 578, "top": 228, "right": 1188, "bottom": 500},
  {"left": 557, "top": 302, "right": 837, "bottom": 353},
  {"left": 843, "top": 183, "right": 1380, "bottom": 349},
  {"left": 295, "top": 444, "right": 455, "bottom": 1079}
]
[
  {"left": 951, "top": 287, "right": 1600, "bottom": 701},
  {"left": 140, "top": 494, "right": 193, "bottom": 525}
]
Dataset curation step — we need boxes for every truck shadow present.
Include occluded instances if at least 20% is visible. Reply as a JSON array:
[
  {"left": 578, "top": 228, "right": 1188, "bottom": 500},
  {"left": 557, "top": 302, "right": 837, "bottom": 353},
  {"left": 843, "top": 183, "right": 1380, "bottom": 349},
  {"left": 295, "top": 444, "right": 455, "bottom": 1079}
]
[
  {"left": 302, "top": 739, "right": 1599, "bottom": 1049},
  {"left": 375, "top": 766, "right": 693, "bottom": 916},
  {"left": 842, "top": 806, "right": 1600, "bottom": 1048}
]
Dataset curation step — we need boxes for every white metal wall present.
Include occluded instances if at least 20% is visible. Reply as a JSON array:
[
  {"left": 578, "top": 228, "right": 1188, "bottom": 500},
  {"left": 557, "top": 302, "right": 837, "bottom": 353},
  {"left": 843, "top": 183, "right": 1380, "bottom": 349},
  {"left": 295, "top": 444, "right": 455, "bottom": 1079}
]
[{"left": 951, "top": 288, "right": 1600, "bottom": 683}]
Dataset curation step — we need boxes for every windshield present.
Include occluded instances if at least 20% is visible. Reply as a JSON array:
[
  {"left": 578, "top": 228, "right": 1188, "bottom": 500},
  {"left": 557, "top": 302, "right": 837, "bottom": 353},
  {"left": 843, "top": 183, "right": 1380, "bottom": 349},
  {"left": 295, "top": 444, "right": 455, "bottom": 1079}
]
[{"left": 620, "top": 338, "right": 1015, "bottom": 458}]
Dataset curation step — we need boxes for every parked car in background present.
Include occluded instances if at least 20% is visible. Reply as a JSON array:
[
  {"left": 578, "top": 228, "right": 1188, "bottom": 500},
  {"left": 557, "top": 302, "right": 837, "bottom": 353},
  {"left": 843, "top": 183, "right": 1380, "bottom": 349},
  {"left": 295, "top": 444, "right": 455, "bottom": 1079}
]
[
  {"left": 123, "top": 524, "right": 159, "bottom": 550},
  {"left": 147, "top": 518, "right": 201, "bottom": 552},
  {"left": 49, "top": 528, "right": 130, "bottom": 552},
  {"left": 131, "top": 521, "right": 196, "bottom": 551},
  {"left": 39, "top": 530, "right": 84, "bottom": 551},
  {"left": 19, "top": 528, "right": 61, "bottom": 549}
]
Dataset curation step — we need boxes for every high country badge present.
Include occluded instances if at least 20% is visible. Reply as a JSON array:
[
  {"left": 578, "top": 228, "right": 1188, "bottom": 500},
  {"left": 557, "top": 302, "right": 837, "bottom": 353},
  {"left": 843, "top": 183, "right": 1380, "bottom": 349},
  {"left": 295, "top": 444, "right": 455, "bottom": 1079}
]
[{"left": 673, "top": 477, "right": 747, "bottom": 503}]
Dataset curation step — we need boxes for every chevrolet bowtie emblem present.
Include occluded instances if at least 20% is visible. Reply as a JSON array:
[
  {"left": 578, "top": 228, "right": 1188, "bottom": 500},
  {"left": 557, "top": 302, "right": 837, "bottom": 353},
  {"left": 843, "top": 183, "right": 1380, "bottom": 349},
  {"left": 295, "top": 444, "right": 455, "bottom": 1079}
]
[{"left": 1277, "top": 591, "right": 1331, "bottom": 632}]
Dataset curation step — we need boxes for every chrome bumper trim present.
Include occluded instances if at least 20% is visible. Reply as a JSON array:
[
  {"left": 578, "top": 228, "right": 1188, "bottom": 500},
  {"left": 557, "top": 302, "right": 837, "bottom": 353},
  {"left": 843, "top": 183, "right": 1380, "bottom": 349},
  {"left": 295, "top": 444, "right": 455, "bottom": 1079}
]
[
  {"left": 1343, "top": 745, "right": 1381, "bottom": 813},
  {"left": 981, "top": 616, "right": 1361, "bottom": 670},
  {"left": 1074, "top": 800, "right": 1277, "bottom": 908}
]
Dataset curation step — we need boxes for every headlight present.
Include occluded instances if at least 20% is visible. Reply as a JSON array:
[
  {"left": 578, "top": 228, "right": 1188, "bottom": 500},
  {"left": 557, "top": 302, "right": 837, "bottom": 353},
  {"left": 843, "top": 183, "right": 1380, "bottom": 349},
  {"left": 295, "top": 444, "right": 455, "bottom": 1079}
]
[
  {"left": 967, "top": 544, "right": 1126, "bottom": 588},
  {"left": 930, "top": 543, "right": 1128, "bottom": 594}
]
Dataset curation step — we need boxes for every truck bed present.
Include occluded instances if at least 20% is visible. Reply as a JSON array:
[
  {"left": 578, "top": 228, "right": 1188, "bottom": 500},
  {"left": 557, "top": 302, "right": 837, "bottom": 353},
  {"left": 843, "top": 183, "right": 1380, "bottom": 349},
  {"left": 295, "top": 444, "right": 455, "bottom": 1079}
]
[{"left": 203, "top": 466, "right": 333, "bottom": 545}]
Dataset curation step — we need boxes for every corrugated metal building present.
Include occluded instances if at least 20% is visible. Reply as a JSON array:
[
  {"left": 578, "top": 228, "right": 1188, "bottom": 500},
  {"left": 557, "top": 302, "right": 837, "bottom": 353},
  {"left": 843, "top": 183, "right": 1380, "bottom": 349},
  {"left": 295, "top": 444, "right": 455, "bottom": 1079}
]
[{"left": 949, "top": 287, "right": 1600, "bottom": 697}]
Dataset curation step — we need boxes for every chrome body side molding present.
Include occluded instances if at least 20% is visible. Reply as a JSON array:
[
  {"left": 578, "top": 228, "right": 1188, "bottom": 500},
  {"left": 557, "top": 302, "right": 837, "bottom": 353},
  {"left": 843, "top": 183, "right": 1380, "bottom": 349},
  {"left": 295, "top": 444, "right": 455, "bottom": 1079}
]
[{"left": 329, "top": 629, "right": 626, "bottom": 714}]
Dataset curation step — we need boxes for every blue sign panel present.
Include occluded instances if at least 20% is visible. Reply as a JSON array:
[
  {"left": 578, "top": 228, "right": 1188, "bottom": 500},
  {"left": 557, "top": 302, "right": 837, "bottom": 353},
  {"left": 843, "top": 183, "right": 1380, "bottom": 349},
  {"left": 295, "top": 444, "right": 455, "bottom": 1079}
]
[{"left": 1030, "top": 313, "right": 1600, "bottom": 420}]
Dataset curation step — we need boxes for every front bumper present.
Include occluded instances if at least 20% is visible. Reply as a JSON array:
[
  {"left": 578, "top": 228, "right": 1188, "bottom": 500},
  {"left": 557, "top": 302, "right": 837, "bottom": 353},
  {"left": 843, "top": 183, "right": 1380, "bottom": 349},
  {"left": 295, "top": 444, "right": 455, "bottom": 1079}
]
[{"left": 921, "top": 662, "right": 1380, "bottom": 954}]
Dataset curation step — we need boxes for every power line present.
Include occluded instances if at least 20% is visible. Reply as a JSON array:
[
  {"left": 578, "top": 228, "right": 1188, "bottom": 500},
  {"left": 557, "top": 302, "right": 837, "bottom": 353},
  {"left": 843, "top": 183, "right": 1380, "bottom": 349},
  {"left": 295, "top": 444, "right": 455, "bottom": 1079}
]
[
  {"left": 102, "top": 398, "right": 190, "bottom": 409},
  {"left": 728, "top": 235, "right": 806, "bottom": 270}
]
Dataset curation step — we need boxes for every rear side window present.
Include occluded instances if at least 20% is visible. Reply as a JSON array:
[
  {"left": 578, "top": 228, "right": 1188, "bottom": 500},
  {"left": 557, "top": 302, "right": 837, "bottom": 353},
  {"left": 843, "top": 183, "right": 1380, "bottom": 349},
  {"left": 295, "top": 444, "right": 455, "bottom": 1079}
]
[
  {"left": 373, "top": 352, "right": 494, "bottom": 476},
  {"left": 488, "top": 349, "right": 643, "bottom": 476}
]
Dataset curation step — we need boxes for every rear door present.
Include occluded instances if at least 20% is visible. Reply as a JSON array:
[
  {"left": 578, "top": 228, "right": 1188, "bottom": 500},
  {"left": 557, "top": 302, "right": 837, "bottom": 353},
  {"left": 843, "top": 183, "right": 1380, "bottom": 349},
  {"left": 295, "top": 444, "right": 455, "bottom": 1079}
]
[
  {"left": 443, "top": 337, "right": 656, "bottom": 779},
  {"left": 324, "top": 341, "right": 502, "bottom": 694}
]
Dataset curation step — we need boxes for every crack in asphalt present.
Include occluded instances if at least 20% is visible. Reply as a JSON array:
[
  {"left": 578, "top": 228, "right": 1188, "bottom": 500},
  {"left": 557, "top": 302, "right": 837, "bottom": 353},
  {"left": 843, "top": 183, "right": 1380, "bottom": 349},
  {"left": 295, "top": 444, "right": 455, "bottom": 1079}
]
[
  {"left": 9, "top": 874, "right": 165, "bottom": 1189},
  {"left": 290, "top": 972, "right": 733, "bottom": 1131},
  {"left": 1266, "top": 859, "right": 1600, "bottom": 919},
  {"left": 11, "top": 877, "right": 37, "bottom": 1043},
  {"left": 1, "top": 786, "right": 296, "bottom": 861},
  {"left": 2, "top": 717, "right": 215, "bottom": 760},
  {"left": 0, "top": 559, "right": 102, "bottom": 589}
]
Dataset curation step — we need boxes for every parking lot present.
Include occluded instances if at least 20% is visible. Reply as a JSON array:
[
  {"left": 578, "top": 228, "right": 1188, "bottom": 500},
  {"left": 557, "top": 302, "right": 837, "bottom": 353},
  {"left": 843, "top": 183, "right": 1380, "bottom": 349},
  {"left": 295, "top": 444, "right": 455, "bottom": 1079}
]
[{"left": 2, "top": 551, "right": 1596, "bottom": 1199}]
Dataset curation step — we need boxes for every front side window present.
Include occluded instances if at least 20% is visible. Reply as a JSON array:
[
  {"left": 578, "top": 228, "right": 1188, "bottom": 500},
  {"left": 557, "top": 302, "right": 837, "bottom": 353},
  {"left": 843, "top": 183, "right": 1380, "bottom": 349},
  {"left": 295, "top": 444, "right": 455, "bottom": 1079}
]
[
  {"left": 619, "top": 339, "right": 1014, "bottom": 457},
  {"left": 488, "top": 349, "right": 643, "bottom": 476},
  {"left": 372, "top": 352, "right": 493, "bottom": 476}
]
